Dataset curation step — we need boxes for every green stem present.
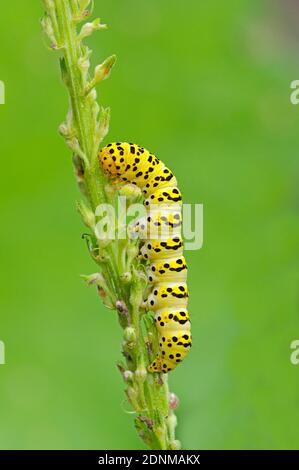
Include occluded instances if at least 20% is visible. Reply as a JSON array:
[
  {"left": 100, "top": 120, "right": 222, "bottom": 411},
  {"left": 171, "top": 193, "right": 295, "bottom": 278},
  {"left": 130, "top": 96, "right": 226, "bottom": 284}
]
[
  {"left": 42, "top": 0, "right": 180, "bottom": 450},
  {"left": 54, "top": 0, "right": 122, "bottom": 299}
]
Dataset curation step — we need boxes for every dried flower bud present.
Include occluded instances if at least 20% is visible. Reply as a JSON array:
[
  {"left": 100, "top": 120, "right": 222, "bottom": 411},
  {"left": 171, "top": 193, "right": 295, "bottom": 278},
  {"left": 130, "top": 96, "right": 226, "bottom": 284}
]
[
  {"left": 116, "top": 300, "right": 129, "bottom": 316},
  {"left": 139, "top": 416, "right": 154, "bottom": 431}
]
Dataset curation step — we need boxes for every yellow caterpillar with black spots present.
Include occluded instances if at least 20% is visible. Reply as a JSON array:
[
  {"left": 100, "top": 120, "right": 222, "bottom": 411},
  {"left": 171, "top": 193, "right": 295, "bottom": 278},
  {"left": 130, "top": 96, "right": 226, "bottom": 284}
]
[{"left": 99, "top": 142, "right": 191, "bottom": 373}]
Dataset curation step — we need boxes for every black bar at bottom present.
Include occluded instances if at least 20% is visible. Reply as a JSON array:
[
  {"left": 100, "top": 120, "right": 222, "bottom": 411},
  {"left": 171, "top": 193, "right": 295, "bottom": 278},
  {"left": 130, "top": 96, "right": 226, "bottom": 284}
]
[{"left": 0, "top": 450, "right": 298, "bottom": 468}]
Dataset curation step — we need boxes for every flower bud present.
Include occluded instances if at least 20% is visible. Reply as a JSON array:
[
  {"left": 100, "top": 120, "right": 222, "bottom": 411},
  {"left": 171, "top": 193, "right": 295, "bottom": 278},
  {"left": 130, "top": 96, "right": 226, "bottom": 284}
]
[
  {"left": 58, "top": 123, "right": 69, "bottom": 137},
  {"left": 126, "top": 386, "right": 139, "bottom": 410},
  {"left": 43, "top": 0, "right": 55, "bottom": 10},
  {"left": 171, "top": 440, "right": 181, "bottom": 450},
  {"left": 77, "top": 201, "right": 95, "bottom": 229},
  {"left": 94, "top": 55, "right": 117, "bottom": 83},
  {"left": 169, "top": 392, "right": 180, "bottom": 410},
  {"left": 135, "top": 366, "right": 147, "bottom": 383},
  {"left": 121, "top": 272, "right": 132, "bottom": 284},
  {"left": 88, "top": 88, "right": 97, "bottom": 102},
  {"left": 78, "top": 18, "right": 106, "bottom": 41},
  {"left": 78, "top": 56, "right": 90, "bottom": 80},
  {"left": 123, "top": 370, "right": 134, "bottom": 382},
  {"left": 124, "top": 327, "right": 136, "bottom": 343},
  {"left": 82, "top": 272, "right": 104, "bottom": 286},
  {"left": 104, "top": 183, "right": 116, "bottom": 199},
  {"left": 41, "top": 15, "right": 56, "bottom": 45},
  {"left": 167, "top": 413, "right": 178, "bottom": 432},
  {"left": 118, "top": 183, "right": 142, "bottom": 201},
  {"left": 97, "top": 107, "right": 110, "bottom": 141},
  {"left": 126, "top": 244, "right": 139, "bottom": 260},
  {"left": 66, "top": 136, "right": 80, "bottom": 153},
  {"left": 78, "top": 22, "right": 95, "bottom": 39}
]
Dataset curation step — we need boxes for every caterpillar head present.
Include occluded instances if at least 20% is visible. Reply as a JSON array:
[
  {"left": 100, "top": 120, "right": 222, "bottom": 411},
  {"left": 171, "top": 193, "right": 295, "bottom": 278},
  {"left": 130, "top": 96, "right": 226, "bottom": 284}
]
[{"left": 99, "top": 142, "right": 129, "bottom": 177}]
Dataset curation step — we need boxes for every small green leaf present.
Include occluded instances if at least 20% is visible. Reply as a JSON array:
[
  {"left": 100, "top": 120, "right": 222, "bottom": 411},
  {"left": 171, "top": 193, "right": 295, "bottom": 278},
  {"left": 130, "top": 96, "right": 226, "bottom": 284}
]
[{"left": 59, "top": 57, "right": 69, "bottom": 86}]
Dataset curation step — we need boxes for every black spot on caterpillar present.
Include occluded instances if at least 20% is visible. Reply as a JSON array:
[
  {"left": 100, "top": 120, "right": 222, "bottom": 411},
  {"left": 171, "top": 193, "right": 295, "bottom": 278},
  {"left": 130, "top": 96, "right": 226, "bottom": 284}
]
[{"left": 99, "top": 142, "right": 191, "bottom": 373}]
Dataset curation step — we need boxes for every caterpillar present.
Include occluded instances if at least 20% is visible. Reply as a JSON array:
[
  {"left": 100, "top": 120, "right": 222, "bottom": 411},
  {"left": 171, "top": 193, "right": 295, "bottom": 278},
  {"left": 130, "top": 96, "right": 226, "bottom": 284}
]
[{"left": 99, "top": 142, "right": 191, "bottom": 373}]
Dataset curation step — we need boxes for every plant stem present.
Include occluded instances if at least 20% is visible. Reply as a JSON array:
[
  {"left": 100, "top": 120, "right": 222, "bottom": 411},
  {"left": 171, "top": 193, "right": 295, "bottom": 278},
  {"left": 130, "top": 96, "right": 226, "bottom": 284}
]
[{"left": 41, "top": 0, "right": 180, "bottom": 450}]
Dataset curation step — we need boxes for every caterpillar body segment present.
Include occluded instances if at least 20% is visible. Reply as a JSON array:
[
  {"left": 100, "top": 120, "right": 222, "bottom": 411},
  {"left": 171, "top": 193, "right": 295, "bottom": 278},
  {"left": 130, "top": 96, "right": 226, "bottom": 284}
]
[
  {"left": 147, "top": 282, "right": 189, "bottom": 311},
  {"left": 152, "top": 309, "right": 191, "bottom": 373},
  {"left": 140, "top": 237, "right": 184, "bottom": 261},
  {"left": 147, "top": 256, "right": 188, "bottom": 284},
  {"left": 99, "top": 142, "right": 191, "bottom": 373},
  {"left": 133, "top": 206, "right": 183, "bottom": 243}
]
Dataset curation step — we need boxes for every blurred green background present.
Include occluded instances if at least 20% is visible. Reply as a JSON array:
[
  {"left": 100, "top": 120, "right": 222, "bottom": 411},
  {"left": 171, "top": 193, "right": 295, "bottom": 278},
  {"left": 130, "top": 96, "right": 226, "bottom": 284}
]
[{"left": 1, "top": 0, "right": 299, "bottom": 450}]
